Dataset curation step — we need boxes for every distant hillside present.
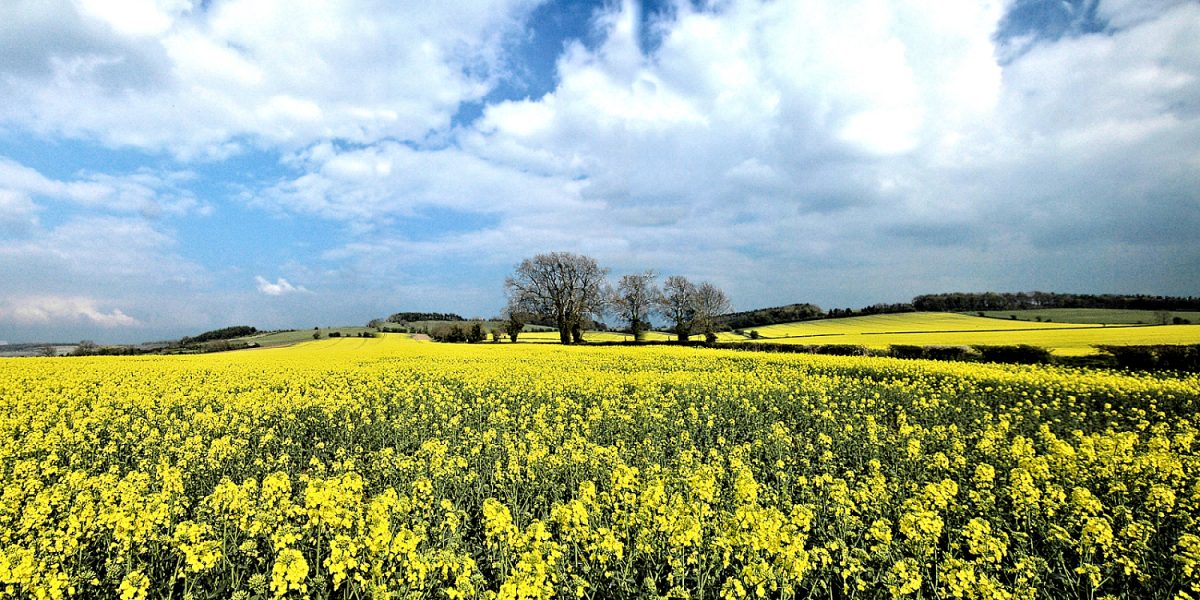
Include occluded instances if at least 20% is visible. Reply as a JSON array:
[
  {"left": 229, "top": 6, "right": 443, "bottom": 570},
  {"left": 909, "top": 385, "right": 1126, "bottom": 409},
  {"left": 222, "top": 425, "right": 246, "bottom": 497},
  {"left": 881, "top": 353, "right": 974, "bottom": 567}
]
[
  {"left": 718, "top": 303, "right": 823, "bottom": 329},
  {"left": 180, "top": 325, "right": 257, "bottom": 345},
  {"left": 386, "top": 312, "right": 465, "bottom": 323},
  {"left": 717, "top": 302, "right": 920, "bottom": 329}
]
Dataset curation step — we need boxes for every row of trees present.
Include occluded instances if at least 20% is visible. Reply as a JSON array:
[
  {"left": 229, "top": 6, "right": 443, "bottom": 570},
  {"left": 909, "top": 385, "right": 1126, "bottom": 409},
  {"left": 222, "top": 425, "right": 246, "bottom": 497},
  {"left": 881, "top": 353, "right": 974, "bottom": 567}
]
[
  {"left": 912, "top": 292, "right": 1200, "bottom": 312},
  {"left": 503, "top": 252, "right": 731, "bottom": 344}
]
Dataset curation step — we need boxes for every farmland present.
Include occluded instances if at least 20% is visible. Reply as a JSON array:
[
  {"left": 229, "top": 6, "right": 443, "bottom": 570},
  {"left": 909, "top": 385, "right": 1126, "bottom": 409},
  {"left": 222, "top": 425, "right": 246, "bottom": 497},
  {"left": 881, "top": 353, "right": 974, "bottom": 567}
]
[
  {"left": 3, "top": 336, "right": 1200, "bottom": 599},
  {"left": 973, "top": 309, "right": 1200, "bottom": 325},
  {"left": 518, "top": 330, "right": 689, "bottom": 343},
  {"left": 236, "top": 328, "right": 379, "bottom": 348},
  {"left": 729, "top": 312, "right": 1200, "bottom": 355}
]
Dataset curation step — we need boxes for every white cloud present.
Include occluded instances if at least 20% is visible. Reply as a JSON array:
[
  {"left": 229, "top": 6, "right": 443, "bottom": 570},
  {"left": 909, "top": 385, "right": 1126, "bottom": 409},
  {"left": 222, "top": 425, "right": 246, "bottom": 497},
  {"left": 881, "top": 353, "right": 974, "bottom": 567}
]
[
  {"left": 296, "top": 0, "right": 1199, "bottom": 309},
  {"left": 0, "top": 0, "right": 545, "bottom": 157},
  {"left": 0, "top": 189, "right": 41, "bottom": 235},
  {"left": 262, "top": 141, "right": 592, "bottom": 224},
  {"left": 0, "top": 295, "right": 139, "bottom": 327},
  {"left": 2, "top": 0, "right": 1198, "bottom": 335},
  {"left": 0, "top": 215, "right": 208, "bottom": 296},
  {"left": 0, "top": 157, "right": 205, "bottom": 217},
  {"left": 462, "top": 0, "right": 1004, "bottom": 217},
  {"left": 255, "top": 276, "right": 308, "bottom": 296},
  {"left": 1097, "top": 0, "right": 1195, "bottom": 29},
  {"left": 76, "top": 0, "right": 187, "bottom": 37}
]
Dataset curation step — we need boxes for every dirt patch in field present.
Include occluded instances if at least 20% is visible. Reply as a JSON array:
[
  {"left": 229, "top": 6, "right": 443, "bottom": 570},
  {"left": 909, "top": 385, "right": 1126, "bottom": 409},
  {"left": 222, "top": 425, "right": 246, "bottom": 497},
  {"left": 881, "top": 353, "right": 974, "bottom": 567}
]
[{"left": 411, "top": 334, "right": 432, "bottom": 341}]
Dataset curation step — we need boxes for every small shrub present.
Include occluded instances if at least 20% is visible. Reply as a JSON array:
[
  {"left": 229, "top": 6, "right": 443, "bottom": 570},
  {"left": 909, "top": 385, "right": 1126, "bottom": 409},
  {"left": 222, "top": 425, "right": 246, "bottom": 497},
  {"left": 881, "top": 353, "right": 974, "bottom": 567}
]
[
  {"left": 813, "top": 344, "right": 868, "bottom": 356},
  {"left": 467, "top": 323, "right": 486, "bottom": 343},
  {"left": 890, "top": 345, "right": 926, "bottom": 360},
  {"left": 924, "top": 346, "right": 975, "bottom": 361},
  {"left": 974, "top": 345, "right": 1052, "bottom": 364},
  {"left": 1155, "top": 345, "right": 1200, "bottom": 372},
  {"left": 1098, "top": 345, "right": 1158, "bottom": 370}
]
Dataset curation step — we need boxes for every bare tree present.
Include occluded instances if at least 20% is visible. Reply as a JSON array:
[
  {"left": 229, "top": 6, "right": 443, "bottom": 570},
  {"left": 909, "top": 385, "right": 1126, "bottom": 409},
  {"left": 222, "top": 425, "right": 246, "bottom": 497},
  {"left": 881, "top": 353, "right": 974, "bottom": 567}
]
[
  {"left": 656, "top": 276, "right": 732, "bottom": 342},
  {"left": 505, "top": 252, "right": 609, "bottom": 344},
  {"left": 657, "top": 275, "right": 698, "bottom": 341},
  {"left": 692, "top": 281, "right": 732, "bottom": 342},
  {"left": 611, "top": 271, "right": 659, "bottom": 342}
]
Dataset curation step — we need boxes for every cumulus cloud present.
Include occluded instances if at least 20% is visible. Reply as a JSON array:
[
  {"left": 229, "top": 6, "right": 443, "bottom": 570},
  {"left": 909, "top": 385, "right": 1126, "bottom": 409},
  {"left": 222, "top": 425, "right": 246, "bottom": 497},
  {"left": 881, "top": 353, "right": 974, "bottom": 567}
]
[
  {"left": 0, "top": 0, "right": 544, "bottom": 157},
  {"left": 286, "top": 0, "right": 1200, "bottom": 309},
  {"left": 2, "top": 0, "right": 1198, "bottom": 340},
  {"left": 0, "top": 296, "right": 139, "bottom": 327},
  {"left": 255, "top": 276, "right": 308, "bottom": 296},
  {"left": 262, "top": 141, "right": 593, "bottom": 227}
]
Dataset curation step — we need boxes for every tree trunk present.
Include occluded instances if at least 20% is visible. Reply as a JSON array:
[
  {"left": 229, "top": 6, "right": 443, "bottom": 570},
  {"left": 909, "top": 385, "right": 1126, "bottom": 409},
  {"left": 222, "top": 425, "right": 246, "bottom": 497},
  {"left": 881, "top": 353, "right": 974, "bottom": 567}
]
[
  {"left": 557, "top": 316, "right": 571, "bottom": 344},
  {"left": 571, "top": 323, "right": 584, "bottom": 343}
]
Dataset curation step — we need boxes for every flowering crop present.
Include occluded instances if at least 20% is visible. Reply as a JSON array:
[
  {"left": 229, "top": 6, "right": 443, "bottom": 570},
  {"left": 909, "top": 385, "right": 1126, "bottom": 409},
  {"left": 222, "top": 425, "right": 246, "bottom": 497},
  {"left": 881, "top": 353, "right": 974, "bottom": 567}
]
[
  {"left": 2, "top": 335, "right": 1200, "bottom": 598},
  {"left": 738, "top": 312, "right": 1200, "bottom": 355}
]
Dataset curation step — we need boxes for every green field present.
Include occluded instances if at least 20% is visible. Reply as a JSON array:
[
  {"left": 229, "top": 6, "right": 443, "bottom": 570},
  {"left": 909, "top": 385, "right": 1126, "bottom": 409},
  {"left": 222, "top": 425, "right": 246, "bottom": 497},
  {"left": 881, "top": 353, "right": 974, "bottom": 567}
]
[
  {"left": 728, "top": 312, "right": 1200, "bottom": 355},
  {"left": 973, "top": 308, "right": 1200, "bottom": 324},
  {"left": 234, "top": 327, "right": 378, "bottom": 347}
]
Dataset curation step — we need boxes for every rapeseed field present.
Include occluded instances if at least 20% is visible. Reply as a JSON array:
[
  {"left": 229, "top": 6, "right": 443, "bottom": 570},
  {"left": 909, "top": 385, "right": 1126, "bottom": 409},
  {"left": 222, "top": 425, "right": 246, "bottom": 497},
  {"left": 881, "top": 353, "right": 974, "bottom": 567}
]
[
  {"left": 2, "top": 335, "right": 1199, "bottom": 599},
  {"left": 736, "top": 313, "right": 1200, "bottom": 355}
]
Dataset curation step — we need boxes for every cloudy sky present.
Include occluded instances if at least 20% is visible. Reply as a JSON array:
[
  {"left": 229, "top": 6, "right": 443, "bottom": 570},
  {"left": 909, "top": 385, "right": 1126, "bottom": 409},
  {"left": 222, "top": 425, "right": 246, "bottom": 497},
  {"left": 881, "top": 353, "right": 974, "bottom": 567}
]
[{"left": 1, "top": 0, "right": 1198, "bottom": 343}]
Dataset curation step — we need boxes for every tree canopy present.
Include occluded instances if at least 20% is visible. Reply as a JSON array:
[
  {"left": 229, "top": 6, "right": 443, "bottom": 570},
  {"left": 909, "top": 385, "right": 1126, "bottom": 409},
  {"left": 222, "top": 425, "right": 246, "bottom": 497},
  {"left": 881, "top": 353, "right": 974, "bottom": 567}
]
[
  {"left": 611, "top": 271, "right": 659, "bottom": 342},
  {"left": 505, "top": 252, "right": 609, "bottom": 344}
]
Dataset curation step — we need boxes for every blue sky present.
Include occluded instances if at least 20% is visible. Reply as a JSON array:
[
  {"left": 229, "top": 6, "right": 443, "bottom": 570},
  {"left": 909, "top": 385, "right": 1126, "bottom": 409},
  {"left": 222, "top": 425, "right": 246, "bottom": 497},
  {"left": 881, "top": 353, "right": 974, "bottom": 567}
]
[{"left": 1, "top": 0, "right": 1198, "bottom": 343}]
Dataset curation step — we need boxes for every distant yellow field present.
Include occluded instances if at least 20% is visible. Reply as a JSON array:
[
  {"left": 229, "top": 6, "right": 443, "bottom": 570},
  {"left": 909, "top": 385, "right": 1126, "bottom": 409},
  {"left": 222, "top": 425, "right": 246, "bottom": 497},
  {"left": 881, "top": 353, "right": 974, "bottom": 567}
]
[
  {"left": 745, "top": 312, "right": 1103, "bottom": 336},
  {"left": 728, "top": 312, "right": 1200, "bottom": 355},
  {"left": 455, "top": 313, "right": 1200, "bottom": 354},
  {"left": 517, "top": 330, "right": 683, "bottom": 343}
]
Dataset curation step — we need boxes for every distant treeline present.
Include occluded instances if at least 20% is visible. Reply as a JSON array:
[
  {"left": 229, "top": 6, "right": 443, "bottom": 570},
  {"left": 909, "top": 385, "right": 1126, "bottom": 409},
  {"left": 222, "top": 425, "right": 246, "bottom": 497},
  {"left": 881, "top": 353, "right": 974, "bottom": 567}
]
[
  {"left": 386, "top": 312, "right": 465, "bottom": 323},
  {"left": 179, "top": 325, "right": 257, "bottom": 345},
  {"left": 712, "top": 292, "right": 1200, "bottom": 330},
  {"left": 717, "top": 302, "right": 919, "bottom": 329},
  {"left": 912, "top": 292, "right": 1200, "bottom": 312},
  {"left": 718, "top": 303, "right": 823, "bottom": 329},
  {"left": 822, "top": 303, "right": 917, "bottom": 319}
]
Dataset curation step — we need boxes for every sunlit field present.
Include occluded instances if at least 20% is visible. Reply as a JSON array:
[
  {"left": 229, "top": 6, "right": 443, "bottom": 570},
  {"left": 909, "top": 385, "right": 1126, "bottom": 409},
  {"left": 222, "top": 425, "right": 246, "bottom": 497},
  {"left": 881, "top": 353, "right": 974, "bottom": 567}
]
[
  {"left": 729, "top": 313, "right": 1200, "bottom": 355},
  {"left": 743, "top": 313, "right": 1104, "bottom": 336},
  {"left": 518, "top": 330, "right": 684, "bottom": 343},
  {"left": 3, "top": 335, "right": 1200, "bottom": 599}
]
